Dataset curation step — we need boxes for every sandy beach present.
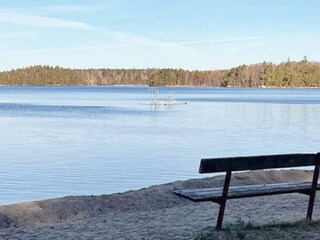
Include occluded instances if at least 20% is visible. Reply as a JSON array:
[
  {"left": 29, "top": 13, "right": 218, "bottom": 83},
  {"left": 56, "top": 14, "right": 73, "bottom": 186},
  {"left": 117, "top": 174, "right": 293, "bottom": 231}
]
[{"left": 0, "top": 169, "right": 319, "bottom": 239}]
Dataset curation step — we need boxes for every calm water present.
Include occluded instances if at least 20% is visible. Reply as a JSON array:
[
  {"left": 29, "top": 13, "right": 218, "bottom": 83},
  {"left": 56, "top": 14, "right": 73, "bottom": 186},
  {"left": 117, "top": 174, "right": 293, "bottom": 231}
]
[{"left": 0, "top": 86, "right": 320, "bottom": 205}]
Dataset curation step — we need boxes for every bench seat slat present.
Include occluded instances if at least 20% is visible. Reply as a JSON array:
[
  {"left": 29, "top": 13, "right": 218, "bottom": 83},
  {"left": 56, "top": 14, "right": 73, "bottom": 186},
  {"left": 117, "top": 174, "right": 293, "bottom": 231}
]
[{"left": 174, "top": 182, "right": 319, "bottom": 202}]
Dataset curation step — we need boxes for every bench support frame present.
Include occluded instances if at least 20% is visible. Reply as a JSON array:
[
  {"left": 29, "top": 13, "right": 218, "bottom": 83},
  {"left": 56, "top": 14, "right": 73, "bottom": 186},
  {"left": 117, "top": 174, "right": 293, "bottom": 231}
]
[
  {"left": 307, "top": 156, "right": 320, "bottom": 220},
  {"left": 215, "top": 153, "right": 320, "bottom": 230},
  {"left": 216, "top": 170, "right": 232, "bottom": 230}
]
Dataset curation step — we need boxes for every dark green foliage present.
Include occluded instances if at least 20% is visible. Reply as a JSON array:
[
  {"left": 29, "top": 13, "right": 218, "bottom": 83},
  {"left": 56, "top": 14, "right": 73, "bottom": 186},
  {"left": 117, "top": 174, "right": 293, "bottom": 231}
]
[
  {"left": 0, "top": 66, "right": 87, "bottom": 86},
  {"left": 225, "top": 219, "right": 248, "bottom": 240},
  {"left": 1, "top": 58, "right": 320, "bottom": 87}
]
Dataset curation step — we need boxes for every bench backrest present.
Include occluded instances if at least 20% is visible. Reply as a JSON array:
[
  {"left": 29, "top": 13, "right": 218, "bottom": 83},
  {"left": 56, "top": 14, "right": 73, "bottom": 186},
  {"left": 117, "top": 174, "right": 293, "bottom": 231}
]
[{"left": 199, "top": 153, "right": 320, "bottom": 173}]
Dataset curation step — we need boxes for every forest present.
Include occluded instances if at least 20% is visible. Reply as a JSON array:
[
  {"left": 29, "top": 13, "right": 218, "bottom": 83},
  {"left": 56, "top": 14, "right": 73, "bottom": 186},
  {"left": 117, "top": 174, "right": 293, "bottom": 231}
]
[{"left": 0, "top": 57, "right": 319, "bottom": 87}]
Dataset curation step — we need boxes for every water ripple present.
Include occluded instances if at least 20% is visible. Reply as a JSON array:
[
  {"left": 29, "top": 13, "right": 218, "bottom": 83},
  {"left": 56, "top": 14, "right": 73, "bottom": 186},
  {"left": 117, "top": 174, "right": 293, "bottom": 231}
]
[{"left": 0, "top": 103, "right": 152, "bottom": 118}]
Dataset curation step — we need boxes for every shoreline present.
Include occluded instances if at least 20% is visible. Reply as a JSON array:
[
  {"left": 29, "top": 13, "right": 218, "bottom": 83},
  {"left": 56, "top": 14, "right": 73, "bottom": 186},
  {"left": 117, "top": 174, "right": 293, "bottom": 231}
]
[
  {"left": 0, "top": 84, "right": 320, "bottom": 89},
  {"left": 0, "top": 169, "right": 319, "bottom": 239}
]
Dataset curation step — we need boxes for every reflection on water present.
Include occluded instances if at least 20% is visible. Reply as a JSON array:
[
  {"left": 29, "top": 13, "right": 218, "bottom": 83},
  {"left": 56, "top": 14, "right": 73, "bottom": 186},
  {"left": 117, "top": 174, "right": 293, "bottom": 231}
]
[{"left": 0, "top": 86, "right": 320, "bottom": 204}]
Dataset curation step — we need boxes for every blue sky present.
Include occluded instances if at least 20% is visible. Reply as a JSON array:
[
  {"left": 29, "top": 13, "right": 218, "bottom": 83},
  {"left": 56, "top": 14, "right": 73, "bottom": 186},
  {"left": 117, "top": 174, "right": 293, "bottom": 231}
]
[{"left": 0, "top": 0, "right": 319, "bottom": 70}]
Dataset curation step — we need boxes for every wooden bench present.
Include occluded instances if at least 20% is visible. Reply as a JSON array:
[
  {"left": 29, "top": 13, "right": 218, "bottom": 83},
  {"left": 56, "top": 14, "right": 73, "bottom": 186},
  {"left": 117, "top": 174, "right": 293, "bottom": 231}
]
[{"left": 174, "top": 153, "right": 320, "bottom": 230}]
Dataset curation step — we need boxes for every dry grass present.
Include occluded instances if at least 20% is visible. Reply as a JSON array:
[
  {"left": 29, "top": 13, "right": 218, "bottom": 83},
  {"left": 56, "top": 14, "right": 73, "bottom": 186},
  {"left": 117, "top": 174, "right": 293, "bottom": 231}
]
[{"left": 195, "top": 219, "right": 320, "bottom": 240}]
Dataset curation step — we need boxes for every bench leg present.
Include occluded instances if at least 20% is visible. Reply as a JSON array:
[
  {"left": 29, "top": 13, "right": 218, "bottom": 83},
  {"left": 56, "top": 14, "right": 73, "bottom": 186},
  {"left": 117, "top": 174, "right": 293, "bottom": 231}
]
[
  {"left": 216, "top": 199, "right": 227, "bottom": 230},
  {"left": 307, "top": 163, "right": 320, "bottom": 220},
  {"left": 216, "top": 170, "right": 232, "bottom": 230}
]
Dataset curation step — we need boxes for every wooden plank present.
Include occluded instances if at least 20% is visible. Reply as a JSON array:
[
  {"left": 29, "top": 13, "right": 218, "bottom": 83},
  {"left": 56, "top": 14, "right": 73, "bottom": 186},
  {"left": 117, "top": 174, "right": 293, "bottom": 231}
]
[
  {"left": 174, "top": 182, "right": 320, "bottom": 202},
  {"left": 199, "top": 153, "right": 316, "bottom": 173}
]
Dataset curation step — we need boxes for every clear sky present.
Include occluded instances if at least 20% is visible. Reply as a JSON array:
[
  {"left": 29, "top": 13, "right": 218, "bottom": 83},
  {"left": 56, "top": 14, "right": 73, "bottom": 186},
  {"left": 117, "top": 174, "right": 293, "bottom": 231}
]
[{"left": 0, "top": 0, "right": 319, "bottom": 70}]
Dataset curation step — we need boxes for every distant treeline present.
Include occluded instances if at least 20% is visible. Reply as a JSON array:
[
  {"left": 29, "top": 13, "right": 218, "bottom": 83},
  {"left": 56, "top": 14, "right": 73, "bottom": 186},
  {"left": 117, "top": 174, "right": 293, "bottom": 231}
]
[{"left": 0, "top": 57, "right": 320, "bottom": 87}]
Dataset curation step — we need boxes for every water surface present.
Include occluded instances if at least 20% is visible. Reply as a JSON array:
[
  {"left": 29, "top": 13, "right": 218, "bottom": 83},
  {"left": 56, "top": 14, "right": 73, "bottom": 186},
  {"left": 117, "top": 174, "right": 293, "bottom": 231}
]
[{"left": 0, "top": 86, "right": 320, "bottom": 205}]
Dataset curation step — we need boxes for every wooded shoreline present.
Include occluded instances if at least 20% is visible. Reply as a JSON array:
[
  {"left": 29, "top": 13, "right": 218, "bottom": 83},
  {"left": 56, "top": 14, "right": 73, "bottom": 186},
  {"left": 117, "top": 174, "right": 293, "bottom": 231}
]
[{"left": 1, "top": 58, "right": 319, "bottom": 88}]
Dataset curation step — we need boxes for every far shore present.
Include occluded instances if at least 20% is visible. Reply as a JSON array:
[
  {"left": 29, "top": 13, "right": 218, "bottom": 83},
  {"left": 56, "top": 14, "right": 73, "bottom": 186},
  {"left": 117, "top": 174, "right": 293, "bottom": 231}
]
[
  {"left": 0, "top": 84, "right": 320, "bottom": 89},
  {"left": 1, "top": 169, "right": 320, "bottom": 239}
]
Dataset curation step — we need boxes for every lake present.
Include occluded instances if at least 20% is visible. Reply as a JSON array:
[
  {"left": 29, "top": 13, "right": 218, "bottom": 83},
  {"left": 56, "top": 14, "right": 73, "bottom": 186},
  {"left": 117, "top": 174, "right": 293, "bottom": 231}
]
[{"left": 0, "top": 86, "right": 320, "bottom": 205}]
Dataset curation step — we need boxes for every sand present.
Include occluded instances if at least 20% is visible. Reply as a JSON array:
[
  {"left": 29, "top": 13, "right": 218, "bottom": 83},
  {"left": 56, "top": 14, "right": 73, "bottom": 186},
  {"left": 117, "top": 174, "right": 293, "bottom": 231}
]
[{"left": 0, "top": 169, "right": 319, "bottom": 239}]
